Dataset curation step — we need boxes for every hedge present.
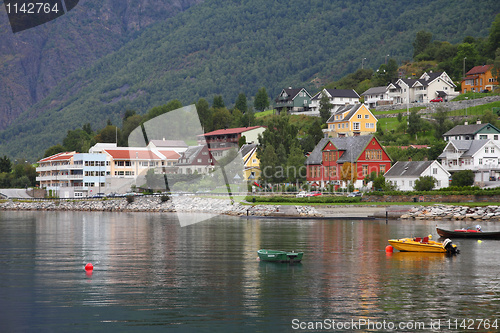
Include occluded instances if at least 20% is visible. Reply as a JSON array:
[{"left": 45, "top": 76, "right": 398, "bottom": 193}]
[{"left": 244, "top": 195, "right": 361, "bottom": 204}]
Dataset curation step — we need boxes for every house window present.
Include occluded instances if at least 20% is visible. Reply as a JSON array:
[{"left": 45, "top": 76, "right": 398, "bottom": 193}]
[
  {"left": 362, "top": 165, "right": 368, "bottom": 177},
  {"left": 485, "top": 147, "right": 489, "bottom": 153},
  {"left": 380, "top": 164, "right": 386, "bottom": 174},
  {"left": 353, "top": 123, "right": 360, "bottom": 130},
  {"left": 433, "top": 168, "right": 437, "bottom": 174},
  {"left": 409, "top": 180, "right": 413, "bottom": 187},
  {"left": 365, "top": 114, "right": 369, "bottom": 119},
  {"left": 366, "top": 123, "right": 374, "bottom": 129},
  {"left": 480, "top": 135, "right": 487, "bottom": 139},
  {"left": 197, "top": 159, "right": 202, "bottom": 163},
  {"left": 492, "top": 147, "right": 495, "bottom": 154},
  {"left": 494, "top": 135, "right": 498, "bottom": 140},
  {"left": 479, "top": 159, "right": 483, "bottom": 165},
  {"left": 357, "top": 114, "right": 362, "bottom": 119}
]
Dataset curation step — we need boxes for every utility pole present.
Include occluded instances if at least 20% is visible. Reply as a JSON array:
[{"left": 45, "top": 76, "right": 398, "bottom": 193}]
[{"left": 362, "top": 57, "right": 367, "bottom": 69}]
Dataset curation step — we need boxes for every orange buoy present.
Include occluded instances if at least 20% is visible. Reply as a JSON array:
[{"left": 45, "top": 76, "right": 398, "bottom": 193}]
[
  {"left": 85, "top": 263, "right": 94, "bottom": 271},
  {"left": 385, "top": 245, "right": 394, "bottom": 253}
]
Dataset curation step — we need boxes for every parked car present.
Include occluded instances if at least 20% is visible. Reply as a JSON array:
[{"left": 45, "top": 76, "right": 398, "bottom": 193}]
[
  {"left": 307, "top": 191, "right": 322, "bottom": 197},
  {"left": 430, "top": 97, "right": 443, "bottom": 102},
  {"left": 347, "top": 192, "right": 362, "bottom": 197},
  {"left": 296, "top": 191, "right": 307, "bottom": 198}
]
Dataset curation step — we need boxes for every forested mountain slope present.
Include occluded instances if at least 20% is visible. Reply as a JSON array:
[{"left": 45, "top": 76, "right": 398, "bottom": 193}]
[
  {"left": 1, "top": 0, "right": 499, "bottom": 160},
  {"left": 0, "top": 0, "right": 203, "bottom": 129}
]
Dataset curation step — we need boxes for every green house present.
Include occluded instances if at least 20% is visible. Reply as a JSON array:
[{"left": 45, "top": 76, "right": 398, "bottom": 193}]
[{"left": 275, "top": 87, "right": 312, "bottom": 113}]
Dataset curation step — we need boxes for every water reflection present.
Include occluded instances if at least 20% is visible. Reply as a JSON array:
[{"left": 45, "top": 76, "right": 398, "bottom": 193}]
[{"left": 1, "top": 211, "right": 500, "bottom": 331}]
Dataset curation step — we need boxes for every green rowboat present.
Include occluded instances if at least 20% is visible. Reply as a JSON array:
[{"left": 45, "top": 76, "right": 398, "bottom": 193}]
[{"left": 257, "top": 249, "right": 303, "bottom": 263}]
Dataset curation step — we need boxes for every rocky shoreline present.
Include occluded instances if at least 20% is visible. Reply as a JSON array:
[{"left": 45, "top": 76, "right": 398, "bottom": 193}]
[
  {"left": 401, "top": 205, "right": 500, "bottom": 221},
  {"left": 0, "top": 196, "right": 322, "bottom": 217}
]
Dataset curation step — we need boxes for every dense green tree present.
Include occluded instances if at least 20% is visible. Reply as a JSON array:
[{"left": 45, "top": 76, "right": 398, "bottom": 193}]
[
  {"left": 451, "top": 170, "right": 475, "bottom": 187},
  {"left": 212, "top": 107, "right": 232, "bottom": 130},
  {"left": 414, "top": 176, "right": 436, "bottom": 191},
  {"left": 231, "top": 108, "right": 243, "bottom": 128},
  {"left": 143, "top": 100, "right": 183, "bottom": 123},
  {"left": 433, "top": 106, "right": 452, "bottom": 139},
  {"left": 240, "top": 109, "right": 255, "bottom": 127},
  {"left": 452, "top": 43, "right": 479, "bottom": 78},
  {"left": 212, "top": 95, "right": 225, "bottom": 109},
  {"left": 63, "top": 128, "right": 92, "bottom": 152},
  {"left": 492, "top": 48, "right": 500, "bottom": 84},
  {"left": 407, "top": 109, "right": 422, "bottom": 138},
  {"left": 120, "top": 114, "right": 142, "bottom": 146},
  {"left": 43, "top": 144, "right": 65, "bottom": 158},
  {"left": 94, "top": 125, "right": 121, "bottom": 143},
  {"left": 123, "top": 109, "right": 136, "bottom": 121},
  {"left": 82, "top": 123, "right": 93, "bottom": 135},
  {"left": 319, "top": 91, "right": 333, "bottom": 123},
  {"left": 487, "top": 13, "right": 500, "bottom": 58},
  {"left": 238, "top": 135, "right": 246, "bottom": 148},
  {"left": 0, "top": 155, "right": 12, "bottom": 173},
  {"left": 413, "top": 30, "right": 433, "bottom": 59},
  {"left": 481, "top": 110, "right": 498, "bottom": 128},
  {"left": 234, "top": 93, "right": 248, "bottom": 114},
  {"left": 259, "top": 145, "right": 280, "bottom": 183},
  {"left": 286, "top": 143, "right": 306, "bottom": 183},
  {"left": 196, "top": 98, "right": 213, "bottom": 132},
  {"left": 254, "top": 87, "right": 270, "bottom": 112}
]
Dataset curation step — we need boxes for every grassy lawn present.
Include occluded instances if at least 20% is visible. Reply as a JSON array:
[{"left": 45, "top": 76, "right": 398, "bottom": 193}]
[
  {"left": 442, "top": 100, "right": 500, "bottom": 117},
  {"left": 255, "top": 110, "right": 274, "bottom": 118}
]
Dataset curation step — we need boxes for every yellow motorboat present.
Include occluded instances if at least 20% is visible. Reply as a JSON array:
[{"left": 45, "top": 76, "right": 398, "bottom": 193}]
[{"left": 388, "top": 236, "right": 459, "bottom": 254}]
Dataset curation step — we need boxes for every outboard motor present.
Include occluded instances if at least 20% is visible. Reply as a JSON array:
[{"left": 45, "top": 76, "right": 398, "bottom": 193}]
[{"left": 443, "top": 238, "right": 459, "bottom": 254}]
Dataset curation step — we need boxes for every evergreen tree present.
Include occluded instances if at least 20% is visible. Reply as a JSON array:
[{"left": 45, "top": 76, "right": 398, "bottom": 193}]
[
  {"left": 319, "top": 91, "right": 333, "bottom": 123},
  {"left": 254, "top": 87, "right": 270, "bottom": 112},
  {"left": 286, "top": 143, "right": 306, "bottom": 183},
  {"left": 0, "top": 156, "right": 12, "bottom": 173},
  {"left": 196, "top": 98, "right": 213, "bottom": 132},
  {"left": 414, "top": 176, "right": 436, "bottom": 191},
  {"left": 235, "top": 93, "right": 248, "bottom": 113},
  {"left": 413, "top": 30, "right": 433, "bottom": 59},
  {"left": 212, "top": 95, "right": 225, "bottom": 109}
]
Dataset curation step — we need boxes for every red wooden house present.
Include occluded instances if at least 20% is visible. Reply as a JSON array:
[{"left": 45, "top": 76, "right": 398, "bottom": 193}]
[{"left": 305, "top": 135, "right": 392, "bottom": 188}]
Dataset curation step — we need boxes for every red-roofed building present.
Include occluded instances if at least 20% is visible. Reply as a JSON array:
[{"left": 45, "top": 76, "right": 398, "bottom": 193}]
[
  {"left": 198, "top": 126, "right": 266, "bottom": 157},
  {"left": 461, "top": 65, "right": 498, "bottom": 93},
  {"left": 103, "top": 149, "right": 162, "bottom": 178}
]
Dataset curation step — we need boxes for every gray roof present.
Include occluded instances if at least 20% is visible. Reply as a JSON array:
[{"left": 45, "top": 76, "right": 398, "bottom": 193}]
[
  {"left": 275, "top": 88, "right": 307, "bottom": 102},
  {"left": 305, "top": 135, "right": 374, "bottom": 165},
  {"left": 438, "top": 140, "right": 490, "bottom": 159},
  {"left": 239, "top": 143, "right": 257, "bottom": 163},
  {"left": 305, "top": 137, "right": 330, "bottom": 165},
  {"left": 384, "top": 161, "right": 434, "bottom": 177},
  {"left": 326, "top": 104, "right": 362, "bottom": 123},
  {"left": 361, "top": 86, "right": 387, "bottom": 96},
  {"left": 175, "top": 145, "right": 204, "bottom": 165},
  {"left": 442, "top": 123, "right": 500, "bottom": 137}
]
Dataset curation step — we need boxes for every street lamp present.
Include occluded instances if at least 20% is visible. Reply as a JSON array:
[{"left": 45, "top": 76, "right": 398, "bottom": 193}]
[
  {"left": 362, "top": 57, "right": 367, "bottom": 69},
  {"left": 465, "top": 97, "right": 468, "bottom": 117},
  {"left": 385, "top": 54, "right": 390, "bottom": 65},
  {"left": 463, "top": 57, "right": 467, "bottom": 79}
]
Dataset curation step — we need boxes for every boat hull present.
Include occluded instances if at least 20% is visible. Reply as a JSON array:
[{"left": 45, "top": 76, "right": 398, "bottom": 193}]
[
  {"left": 257, "top": 250, "right": 303, "bottom": 263},
  {"left": 388, "top": 238, "right": 456, "bottom": 253},
  {"left": 436, "top": 227, "right": 500, "bottom": 240}
]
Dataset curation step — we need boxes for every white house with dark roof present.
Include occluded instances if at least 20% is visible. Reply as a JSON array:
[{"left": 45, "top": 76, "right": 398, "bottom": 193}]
[
  {"left": 384, "top": 160, "right": 450, "bottom": 191},
  {"left": 361, "top": 86, "right": 391, "bottom": 108},
  {"left": 442, "top": 122, "right": 500, "bottom": 142},
  {"left": 438, "top": 139, "right": 500, "bottom": 183},
  {"left": 387, "top": 71, "right": 458, "bottom": 104},
  {"left": 309, "top": 88, "right": 360, "bottom": 113}
]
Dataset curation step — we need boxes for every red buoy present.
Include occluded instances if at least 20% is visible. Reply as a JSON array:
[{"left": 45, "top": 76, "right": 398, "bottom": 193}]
[
  {"left": 385, "top": 245, "right": 394, "bottom": 253},
  {"left": 85, "top": 263, "right": 94, "bottom": 271}
]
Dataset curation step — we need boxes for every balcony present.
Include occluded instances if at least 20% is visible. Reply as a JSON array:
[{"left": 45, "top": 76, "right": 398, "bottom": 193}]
[{"left": 36, "top": 165, "right": 83, "bottom": 172}]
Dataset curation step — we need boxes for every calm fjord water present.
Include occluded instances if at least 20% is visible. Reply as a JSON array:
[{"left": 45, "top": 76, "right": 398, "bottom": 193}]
[{"left": 1, "top": 211, "right": 499, "bottom": 332}]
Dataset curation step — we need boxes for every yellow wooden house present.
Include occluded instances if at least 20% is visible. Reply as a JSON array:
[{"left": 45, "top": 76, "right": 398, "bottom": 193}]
[
  {"left": 239, "top": 143, "right": 260, "bottom": 181},
  {"left": 326, "top": 103, "right": 377, "bottom": 137}
]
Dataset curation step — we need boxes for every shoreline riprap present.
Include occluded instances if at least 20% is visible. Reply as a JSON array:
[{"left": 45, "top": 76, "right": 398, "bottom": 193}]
[
  {"left": 401, "top": 204, "right": 500, "bottom": 221},
  {"left": 0, "top": 196, "right": 322, "bottom": 217}
]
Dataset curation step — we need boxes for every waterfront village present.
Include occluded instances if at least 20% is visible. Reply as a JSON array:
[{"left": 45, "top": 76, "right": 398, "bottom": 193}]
[{"left": 32, "top": 67, "right": 500, "bottom": 201}]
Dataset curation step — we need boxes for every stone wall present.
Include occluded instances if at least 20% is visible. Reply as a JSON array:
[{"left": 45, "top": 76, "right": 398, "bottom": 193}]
[{"left": 362, "top": 194, "right": 500, "bottom": 203}]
